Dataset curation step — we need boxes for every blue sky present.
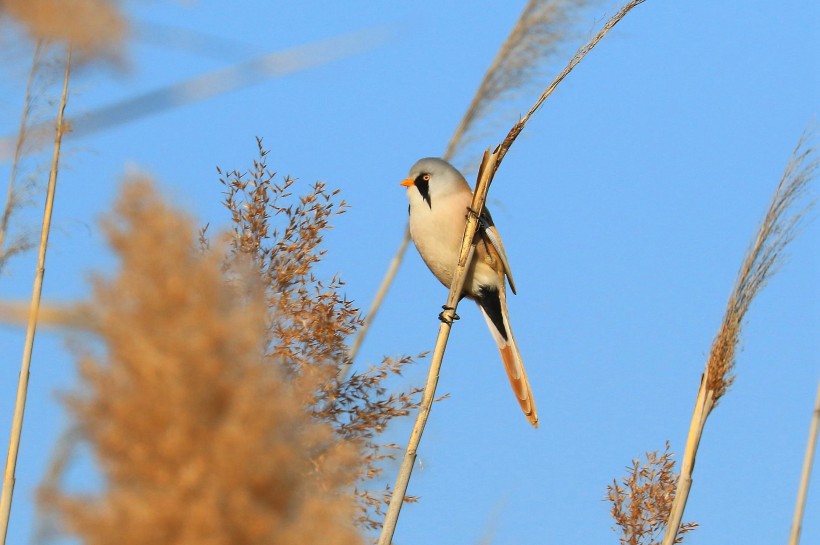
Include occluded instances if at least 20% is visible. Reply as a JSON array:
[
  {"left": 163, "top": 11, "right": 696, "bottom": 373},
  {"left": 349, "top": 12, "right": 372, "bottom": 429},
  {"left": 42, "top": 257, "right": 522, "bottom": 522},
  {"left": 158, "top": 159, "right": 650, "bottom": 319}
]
[{"left": 1, "top": 1, "right": 818, "bottom": 544}]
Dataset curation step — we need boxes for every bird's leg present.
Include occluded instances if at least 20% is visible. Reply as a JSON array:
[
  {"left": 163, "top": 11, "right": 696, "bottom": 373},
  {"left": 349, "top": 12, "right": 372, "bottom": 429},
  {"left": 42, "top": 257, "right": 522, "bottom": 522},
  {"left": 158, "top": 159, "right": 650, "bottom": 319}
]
[
  {"left": 465, "top": 206, "right": 481, "bottom": 222},
  {"left": 438, "top": 305, "right": 460, "bottom": 325}
]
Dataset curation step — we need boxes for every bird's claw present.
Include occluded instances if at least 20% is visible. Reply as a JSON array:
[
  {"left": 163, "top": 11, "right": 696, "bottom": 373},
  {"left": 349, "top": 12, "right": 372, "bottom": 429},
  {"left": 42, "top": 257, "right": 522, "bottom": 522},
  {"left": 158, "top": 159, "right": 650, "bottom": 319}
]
[
  {"left": 465, "top": 206, "right": 489, "bottom": 229},
  {"left": 438, "top": 305, "right": 460, "bottom": 325}
]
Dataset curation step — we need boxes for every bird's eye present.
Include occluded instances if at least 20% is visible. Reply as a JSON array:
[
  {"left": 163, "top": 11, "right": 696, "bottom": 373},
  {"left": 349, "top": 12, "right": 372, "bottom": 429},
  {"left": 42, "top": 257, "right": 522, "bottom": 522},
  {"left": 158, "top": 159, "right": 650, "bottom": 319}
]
[{"left": 422, "top": 174, "right": 431, "bottom": 182}]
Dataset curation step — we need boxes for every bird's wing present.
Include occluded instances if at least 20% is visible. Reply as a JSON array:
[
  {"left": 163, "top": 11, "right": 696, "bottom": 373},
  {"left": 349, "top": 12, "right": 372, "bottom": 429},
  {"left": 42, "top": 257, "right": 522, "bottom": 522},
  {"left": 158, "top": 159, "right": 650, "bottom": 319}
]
[{"left": 479, "top": 208, "right": 517, "bottom": 295}]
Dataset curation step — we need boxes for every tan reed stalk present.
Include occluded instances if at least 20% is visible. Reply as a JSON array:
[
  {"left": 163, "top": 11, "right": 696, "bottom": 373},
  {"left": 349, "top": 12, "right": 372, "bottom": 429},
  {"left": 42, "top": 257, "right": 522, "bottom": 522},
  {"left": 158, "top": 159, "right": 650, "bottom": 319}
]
[
  {"left": 377, "top": 149, "right": 499, "bottom": 545},
  {"left": 347, "top": 0, "right": 613, "bottom": 367},
  {"left": 378, "top": 5, "right": 647, "bottom": 540},
  {"left": 0, "top": 41, "right": 43, "bottom": 266},
  {"left": 788, "top": 379, "right": 820, "bottom": 545},
  {"left": 0, "top": 47, "right": 71, "bottom": 545},
  {"left": 661, "top": 130, "right": 818, "bottom": 545}
]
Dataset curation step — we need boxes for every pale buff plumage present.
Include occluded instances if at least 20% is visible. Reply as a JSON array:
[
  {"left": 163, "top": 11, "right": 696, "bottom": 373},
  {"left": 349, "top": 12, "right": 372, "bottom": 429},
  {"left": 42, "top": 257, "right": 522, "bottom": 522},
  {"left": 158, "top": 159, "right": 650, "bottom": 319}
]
[{"left": 401, "top": 158, "right": 537, "bottom": 427}]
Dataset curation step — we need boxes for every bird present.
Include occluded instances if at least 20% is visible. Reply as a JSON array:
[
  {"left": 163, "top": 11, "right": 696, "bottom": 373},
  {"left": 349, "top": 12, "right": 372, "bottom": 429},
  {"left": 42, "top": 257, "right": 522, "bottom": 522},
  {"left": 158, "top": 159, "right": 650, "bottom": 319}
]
[{"left": 400, "top": 157, "right": 538, "bottom": 427}]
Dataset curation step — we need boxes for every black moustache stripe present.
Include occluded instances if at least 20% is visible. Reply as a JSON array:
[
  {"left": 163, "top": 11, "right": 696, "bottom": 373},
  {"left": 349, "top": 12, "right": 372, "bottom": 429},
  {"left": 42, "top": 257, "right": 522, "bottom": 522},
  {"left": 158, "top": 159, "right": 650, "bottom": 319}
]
[{"left": 415, "top": 176, "right": 431, "bottom": 208}]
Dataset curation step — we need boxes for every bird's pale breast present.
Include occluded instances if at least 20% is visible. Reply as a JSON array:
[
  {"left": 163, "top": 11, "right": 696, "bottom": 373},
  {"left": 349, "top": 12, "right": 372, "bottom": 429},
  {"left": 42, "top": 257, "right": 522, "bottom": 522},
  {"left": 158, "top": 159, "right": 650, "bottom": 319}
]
[{"left": 408, "top": 190, "right": 502, "bottom": 296}]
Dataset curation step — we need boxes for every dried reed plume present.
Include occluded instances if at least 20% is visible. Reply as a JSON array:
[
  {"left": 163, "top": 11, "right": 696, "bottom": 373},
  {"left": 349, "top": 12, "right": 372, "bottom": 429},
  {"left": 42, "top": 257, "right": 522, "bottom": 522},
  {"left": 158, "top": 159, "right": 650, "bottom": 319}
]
[
  {"left": 445, "top": 0, "right": 597, "bottom": 165},
  {"left": 27, "top": 141, "right": 418, "bottom": 537},
  {"left": 215, "top": 139, "right": 421, "bottom": 530},
  {"left": 705, "top": 131, "right": 817, "bottom": 403},
  {"left": 607, "top": 442, "right": 697, "bottom": 545},
  {"left": 661, "top": 129, "right": 818, "bottom": 545},
  {"left": 42, "top": 177, "right": 364, "bottom": 545},
  {"left": 0, "top": 0, "right": 125, "bottom": 57}
]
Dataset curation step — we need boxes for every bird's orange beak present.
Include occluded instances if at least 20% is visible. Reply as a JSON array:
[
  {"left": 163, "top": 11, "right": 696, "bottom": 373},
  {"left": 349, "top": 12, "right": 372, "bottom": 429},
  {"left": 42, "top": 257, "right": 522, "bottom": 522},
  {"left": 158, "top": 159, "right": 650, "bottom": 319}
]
[{"left": 400, "top": 176, "right": 415, "bottom": 187}]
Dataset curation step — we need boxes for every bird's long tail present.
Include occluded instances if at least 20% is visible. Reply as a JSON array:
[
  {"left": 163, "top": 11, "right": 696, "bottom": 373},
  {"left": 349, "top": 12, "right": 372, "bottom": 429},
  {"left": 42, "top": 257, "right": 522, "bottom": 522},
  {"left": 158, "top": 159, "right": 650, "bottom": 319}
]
[{"left": 476, "top": 286, "right": 538, "bottom": 427}]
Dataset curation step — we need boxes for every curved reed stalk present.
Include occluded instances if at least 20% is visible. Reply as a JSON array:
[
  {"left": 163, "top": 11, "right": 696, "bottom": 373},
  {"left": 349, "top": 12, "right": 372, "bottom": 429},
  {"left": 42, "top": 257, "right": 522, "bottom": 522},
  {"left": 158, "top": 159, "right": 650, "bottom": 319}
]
[
  {"left": 0, "top": 47, "right": 71, "bottom": 545},
  {"left": 377, "top": 3, "right": 647, "bottom": 542}
]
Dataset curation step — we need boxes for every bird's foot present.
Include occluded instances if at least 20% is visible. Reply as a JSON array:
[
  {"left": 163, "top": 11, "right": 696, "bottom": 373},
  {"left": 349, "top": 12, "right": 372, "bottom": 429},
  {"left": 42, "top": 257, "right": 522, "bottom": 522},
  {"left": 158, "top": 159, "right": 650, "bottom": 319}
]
[
  {"left": 438, "top": 305, "right": 460, "bottom": 325},
  {"left": 465, "top": 206, "right": 489, "bottom": 229}
]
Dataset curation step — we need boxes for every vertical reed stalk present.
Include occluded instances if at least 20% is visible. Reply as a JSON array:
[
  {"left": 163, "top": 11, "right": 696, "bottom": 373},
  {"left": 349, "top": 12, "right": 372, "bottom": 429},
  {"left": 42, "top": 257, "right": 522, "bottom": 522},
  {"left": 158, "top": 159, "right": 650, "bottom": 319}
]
[
  {"left": 788, "top": 379, "right": 820, "bottom": 545},
  {"left": 660, "top": 376, "right": 713, "bottom": 545},
  {"left": 0, "top": 48, "right": 71, "bottom": 545},
  {"left": 661, "top": 130, "right": 817, "bottom": 545}
]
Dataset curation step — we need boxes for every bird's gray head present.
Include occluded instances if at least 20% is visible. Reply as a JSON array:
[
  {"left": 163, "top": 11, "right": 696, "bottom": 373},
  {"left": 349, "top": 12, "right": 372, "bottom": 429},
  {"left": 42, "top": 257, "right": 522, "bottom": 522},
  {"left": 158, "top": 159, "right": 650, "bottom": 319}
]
[
  {"left": 400, "top": 157, "right": 467, "bottom": 208},
  {"left": 406, "top": 157, "right": 460, "bottom": 180}
]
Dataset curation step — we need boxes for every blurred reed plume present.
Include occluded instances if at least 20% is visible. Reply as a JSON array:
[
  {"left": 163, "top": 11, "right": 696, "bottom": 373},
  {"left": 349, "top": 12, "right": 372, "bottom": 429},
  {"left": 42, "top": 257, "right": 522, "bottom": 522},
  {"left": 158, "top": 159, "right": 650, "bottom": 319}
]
[
  {"left": 0, "top": 41, "right": 43, "bottom": 275},
  {"left": 41, "top": 176, "right": 365, "bottom": 545},
  {"left": 216, "top": 139, "right": 422, "bottom": 529},
  {"left": 0, "top": 0, "right": 125, "bottom": 57},
  {"left": 446, "top": 0, "right": 597, "bottom": 166},
  {"left": 606, "top": 442, "right": 697, "bottom": 545},
  {"left": 0, "top": 41, "right": 78, "bottom": 276},
  {"left": 29, "top": 141, "right": 419, "bottom": 541},
  {"left": 660, "top": 130, "right": 818, "bottom": 545}
]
